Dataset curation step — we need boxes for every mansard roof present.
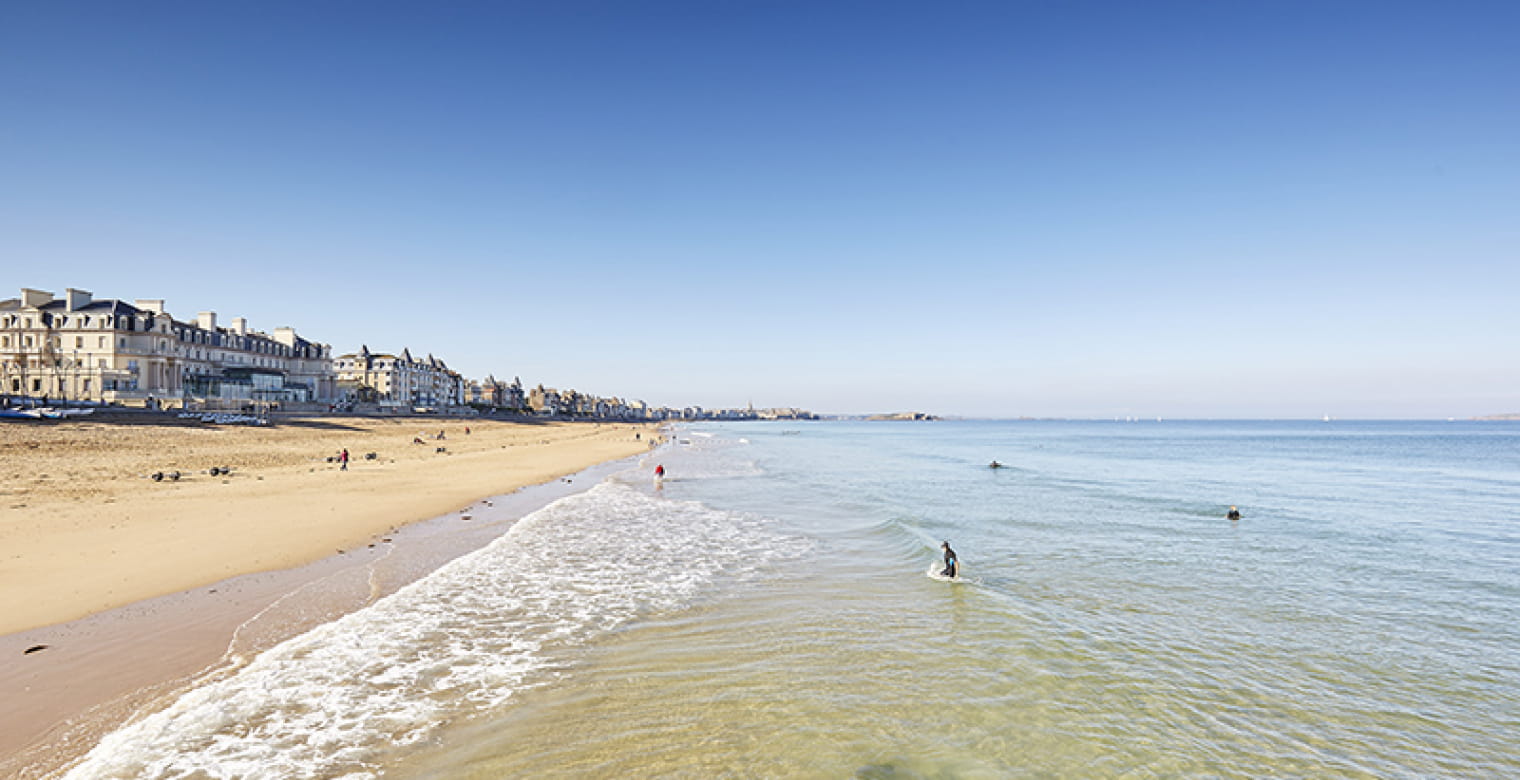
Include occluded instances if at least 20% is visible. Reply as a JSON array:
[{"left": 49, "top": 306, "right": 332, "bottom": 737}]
[{"left": 1, "top": 297, "right": 144, "bottom": 316}]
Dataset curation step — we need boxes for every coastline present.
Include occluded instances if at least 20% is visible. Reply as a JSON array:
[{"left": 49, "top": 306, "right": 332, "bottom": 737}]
[{"left": 0, "top": 416, "right": 660, "bottom": 777}]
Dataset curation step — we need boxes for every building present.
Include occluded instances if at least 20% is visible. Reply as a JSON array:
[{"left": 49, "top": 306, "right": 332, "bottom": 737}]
[
  {"left": 466, "top": 375, "right": 527, "bottom": 411},
  {"left": 333, "top": 346, "right": 464, "bottom": 411},
  {"left": 0, "top": 287, "right": 334, "bottom": 407}
]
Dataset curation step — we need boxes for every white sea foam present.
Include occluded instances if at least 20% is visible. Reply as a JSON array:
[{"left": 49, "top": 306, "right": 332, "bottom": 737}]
[
  {"left": 637, "top": 433, "right": 764, "bottom": 483},
  {"left": 64, "top": 481, "right": 797, "bottom": 780}
]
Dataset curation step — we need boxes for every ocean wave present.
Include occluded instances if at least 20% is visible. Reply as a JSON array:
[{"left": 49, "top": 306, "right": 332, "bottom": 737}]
[{"left": 64, "top": 481, "right": 799, "bottom": 780}]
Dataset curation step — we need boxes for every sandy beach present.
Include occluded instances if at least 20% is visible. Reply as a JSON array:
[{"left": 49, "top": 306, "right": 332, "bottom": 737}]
[
  {"left": 0, "top": 413, "right": 657, "bottom": 775},
  {"left": 1, "top": 414, "right": 655, "bottom": 635}
]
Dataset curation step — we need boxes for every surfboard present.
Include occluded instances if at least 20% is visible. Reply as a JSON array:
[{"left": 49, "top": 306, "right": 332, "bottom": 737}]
[{"left": 925, "top": 561, "right": 961, "bottom": 582}]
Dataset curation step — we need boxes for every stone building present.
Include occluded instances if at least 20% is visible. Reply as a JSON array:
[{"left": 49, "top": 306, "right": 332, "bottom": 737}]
[
  {"left": 333, "top": 346, "right": 463, "bottom": 410},
  {"left": 467, "top": 375, "right": 527, "bottom": 411},
  {"left": 0, "top": 287, "right": 333, "bottom": 407}
]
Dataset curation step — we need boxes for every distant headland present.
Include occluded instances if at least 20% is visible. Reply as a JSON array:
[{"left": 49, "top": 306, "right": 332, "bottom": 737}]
[{"left": 819, "top": 412, "right": 939, "bottom": 421}]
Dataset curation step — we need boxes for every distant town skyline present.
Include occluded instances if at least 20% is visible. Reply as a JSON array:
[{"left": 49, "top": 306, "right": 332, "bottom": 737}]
[{"left": 4, "top": 2, "right": 1516, "bottom": 418}]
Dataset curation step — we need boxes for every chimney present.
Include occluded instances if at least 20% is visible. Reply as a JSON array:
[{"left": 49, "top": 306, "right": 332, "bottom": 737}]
[
  {"left": 232, "top": 317, "right": 248, "bottom": 336},
  {"left": 272, "top": 326, "right": 297, "bottom": 347},
  {"left": 134, "top": 299, "right": 165, "bottom": 314},
  {"left": 65, "top": 288, "right": 93, "bottom": 311},
  {"left": 196, "top": 311, "right": 217, "bottom": 331},
  {"left": 21, "top": 288, "right": 54, "bottom": 308}
]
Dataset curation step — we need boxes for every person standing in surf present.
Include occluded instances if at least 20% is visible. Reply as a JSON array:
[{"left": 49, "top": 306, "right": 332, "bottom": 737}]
[
  {"left": 940, "top": 541, "right": 958, "bottom": 578},
  {"left": 655, "top": 464, "right": 665, "bottom": 481}
]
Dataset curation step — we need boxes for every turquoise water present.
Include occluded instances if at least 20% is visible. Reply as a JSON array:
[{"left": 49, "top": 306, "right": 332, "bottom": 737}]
[{"left": 68, "top": 421, "right": 1520, "bottom": 778}]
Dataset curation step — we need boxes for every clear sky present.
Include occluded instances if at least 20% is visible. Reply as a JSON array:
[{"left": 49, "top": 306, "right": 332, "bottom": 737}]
[{"left": 3, "top": 1, "right": 1516, "bottom": 418}]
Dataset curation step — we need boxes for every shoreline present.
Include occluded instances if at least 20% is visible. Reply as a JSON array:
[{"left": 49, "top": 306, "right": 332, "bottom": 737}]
[{"left": 0, "top": 416, "right": 661, "bottom": 777}]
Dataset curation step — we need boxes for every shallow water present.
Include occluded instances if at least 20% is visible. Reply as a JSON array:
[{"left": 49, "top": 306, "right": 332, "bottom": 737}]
[{"left": 67, "top": 421, "right": 1520, "bottom": 778}]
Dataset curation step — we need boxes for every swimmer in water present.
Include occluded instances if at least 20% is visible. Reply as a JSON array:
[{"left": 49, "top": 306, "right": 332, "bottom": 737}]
[
  {"left": 1227, "top": 505, "right": 1241, "bottom": 520},
  {"left": 989, "top": 460, "right": 1003, "bottom": 469},
  {"left": 940, "top": 541, "right": 958, "bottom": 578}
]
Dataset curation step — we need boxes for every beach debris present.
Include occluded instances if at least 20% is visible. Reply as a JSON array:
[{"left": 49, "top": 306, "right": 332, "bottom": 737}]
[
  {"left": 364, "top": 452, "right": 378, "bottom": 460},
  {"left": 381, "top": 537, "right": 393, "bottom": 543},
  {"left": 24, "top": 644, "right": 49, "bottom": 655}
]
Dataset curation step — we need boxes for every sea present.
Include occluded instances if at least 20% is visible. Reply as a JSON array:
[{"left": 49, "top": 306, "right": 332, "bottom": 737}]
[{"left": 62, "top": 420, "right": 1520, "bottom": 779}]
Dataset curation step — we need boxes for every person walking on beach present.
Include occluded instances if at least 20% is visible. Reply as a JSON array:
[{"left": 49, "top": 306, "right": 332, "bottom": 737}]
[
  {"left": 940, "top": 541, "right": 959, "bottom": 578},
  {"left": 339, "top": 448, "right": 349, "bottom": 471}
]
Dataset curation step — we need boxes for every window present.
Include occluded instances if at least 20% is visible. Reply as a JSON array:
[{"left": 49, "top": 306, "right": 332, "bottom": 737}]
[
  {"left": 0, "top": 336, "right": 6, "bottom": 347},
  {"left": 24, "top": 335, "right": 33, "bottom": 347},
  {"left": 75, "top": 337, "right": 84, "bottom": 348},
  {"left": 119, "top": 338, "right": 126, "bottom": 348},
  {"left": 99, "top": 337, "right": 106, "bottom": 348}
]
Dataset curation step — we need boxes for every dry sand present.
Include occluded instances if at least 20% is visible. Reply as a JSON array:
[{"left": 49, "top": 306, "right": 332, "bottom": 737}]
[{"left": 0, "top": 414, "right": 656, "bottom": 635}]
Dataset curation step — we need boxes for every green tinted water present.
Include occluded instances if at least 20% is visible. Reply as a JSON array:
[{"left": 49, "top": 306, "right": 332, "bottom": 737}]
[{"left": 391, "top": 421, "right": 1520, "bottom": 778}]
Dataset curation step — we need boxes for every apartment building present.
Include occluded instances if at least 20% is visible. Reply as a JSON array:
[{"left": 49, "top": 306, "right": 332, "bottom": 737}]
[{"left": 333, "top": 346, "right": 464, "bottom": 410}]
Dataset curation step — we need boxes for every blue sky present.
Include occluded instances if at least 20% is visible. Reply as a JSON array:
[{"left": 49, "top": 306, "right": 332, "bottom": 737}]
[{"left": 3, "top": 1, "right": 1516, "bottom": 417}]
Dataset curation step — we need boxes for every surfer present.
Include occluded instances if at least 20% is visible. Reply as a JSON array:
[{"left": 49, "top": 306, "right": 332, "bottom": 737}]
[
  {"left": 1227, "top": 506, "right": 1241, "bottom": 520},
  {"left": 654, "top": 464, "right": 665, "bottom": 480},
  {"left": 989, "top": 460, "right": 1003, "bottom": 469},
  {"left": 940, "top": 541, "right": 958, "bottom": 578}
]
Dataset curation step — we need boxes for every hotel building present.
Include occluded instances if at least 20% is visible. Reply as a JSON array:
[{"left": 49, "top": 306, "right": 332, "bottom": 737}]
[{"left": 0, "top": 287, "right": 334, "bottom": 407}]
